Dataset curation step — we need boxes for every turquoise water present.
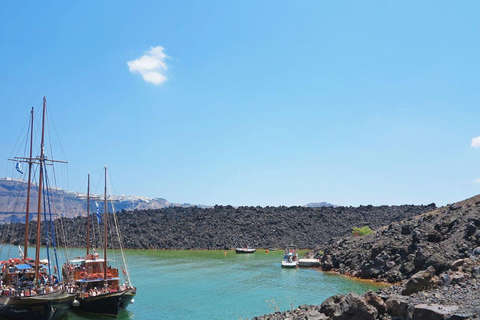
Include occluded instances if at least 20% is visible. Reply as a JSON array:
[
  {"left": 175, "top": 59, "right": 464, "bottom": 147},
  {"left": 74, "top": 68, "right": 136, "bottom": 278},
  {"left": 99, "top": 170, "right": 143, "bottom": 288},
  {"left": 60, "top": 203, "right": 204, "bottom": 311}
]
[{"left": 0, "top": 246, "right": 386, "bottom": 320}]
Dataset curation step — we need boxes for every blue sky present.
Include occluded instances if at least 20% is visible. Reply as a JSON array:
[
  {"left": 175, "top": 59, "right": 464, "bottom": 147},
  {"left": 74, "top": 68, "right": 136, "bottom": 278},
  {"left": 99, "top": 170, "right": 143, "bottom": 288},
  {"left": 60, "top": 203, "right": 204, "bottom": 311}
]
[{"left": 1, "top": 1, "right": 480, "bottom": 207}]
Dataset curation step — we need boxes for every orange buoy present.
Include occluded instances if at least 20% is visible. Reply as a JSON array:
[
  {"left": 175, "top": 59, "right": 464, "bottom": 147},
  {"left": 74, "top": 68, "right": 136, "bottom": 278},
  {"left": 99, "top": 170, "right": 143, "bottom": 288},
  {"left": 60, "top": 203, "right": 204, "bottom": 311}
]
[{"left": 266, "top": 250, "right": 269, "bottom": 254}]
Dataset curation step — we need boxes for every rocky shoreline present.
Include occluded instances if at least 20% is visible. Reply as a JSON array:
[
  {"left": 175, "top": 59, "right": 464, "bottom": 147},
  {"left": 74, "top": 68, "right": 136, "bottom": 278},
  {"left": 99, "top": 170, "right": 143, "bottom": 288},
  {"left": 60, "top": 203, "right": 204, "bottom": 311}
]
[
  {"left": 252, "top": 257, "right": 480, "bottom": 319},
  {"left": 251, "top": 195, "right": 480, "bottom": 319}
]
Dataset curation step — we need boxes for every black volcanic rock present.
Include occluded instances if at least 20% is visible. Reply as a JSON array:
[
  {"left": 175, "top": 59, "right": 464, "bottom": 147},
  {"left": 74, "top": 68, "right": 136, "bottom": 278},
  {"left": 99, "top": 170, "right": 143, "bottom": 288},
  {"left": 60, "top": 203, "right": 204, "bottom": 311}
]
[
  {"left": 0, "top": 203, "right": 435, "bottom": 250},
  {"left": 315, "top": 195, "right": 480, "bottom": 284}
]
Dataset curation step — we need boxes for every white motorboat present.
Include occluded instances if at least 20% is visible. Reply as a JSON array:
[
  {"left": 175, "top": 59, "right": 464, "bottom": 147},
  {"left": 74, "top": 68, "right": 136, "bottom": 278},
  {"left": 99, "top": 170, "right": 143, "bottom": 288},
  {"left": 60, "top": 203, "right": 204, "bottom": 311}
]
[
  {"left": 235, "top": 247, "right": 256, "bottom": 254},
  {"left": 281, "top": 245, "right": 298, "bottom": 268}
]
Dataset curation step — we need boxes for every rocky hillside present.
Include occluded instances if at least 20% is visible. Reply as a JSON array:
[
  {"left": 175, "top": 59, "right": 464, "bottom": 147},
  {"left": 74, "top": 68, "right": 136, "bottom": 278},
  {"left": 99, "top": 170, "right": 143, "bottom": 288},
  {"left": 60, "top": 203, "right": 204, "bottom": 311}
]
[
  {"left": 0, "top": 203, "right": 435, "bottom": 249},
  {"left": 316, "top": 195, "right": 480, "bottom": 283}
]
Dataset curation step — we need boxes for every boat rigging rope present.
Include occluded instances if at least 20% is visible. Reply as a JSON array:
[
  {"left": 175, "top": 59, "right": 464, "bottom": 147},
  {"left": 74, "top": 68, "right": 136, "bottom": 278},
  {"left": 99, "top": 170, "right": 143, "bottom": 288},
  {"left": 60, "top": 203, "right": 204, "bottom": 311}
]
[
  {"left": 109, "top": 179, "right": 133, "bottom": 286},
  {"left": 26, "top": 167, "right": 39, "bottom": 257},
  {"left": 92, "top": 171, "right": 105, "bottom": 252},
  {"left": 45, "top": 103, "right": 73, "bottom": 264},
  {"left": 41, "top": 166, "right": 52, "bottom": 276},
  {"left": 44, "top": 168, "right": 62, "bottom": 281},
  {"left": 50, "top": 158, "right": 72, "bottom": 261},
  {"left": 1, "top": 111, "right": 31, "bottom": 256},
  {"left": 107, "top": 210, "right": 120, "bottom": 280},
  {"left": 4, "top": 114, "right": 30, "bottom": 178},
  {"left": 104, "top": 174, "right": 120, "bottom": 280}
]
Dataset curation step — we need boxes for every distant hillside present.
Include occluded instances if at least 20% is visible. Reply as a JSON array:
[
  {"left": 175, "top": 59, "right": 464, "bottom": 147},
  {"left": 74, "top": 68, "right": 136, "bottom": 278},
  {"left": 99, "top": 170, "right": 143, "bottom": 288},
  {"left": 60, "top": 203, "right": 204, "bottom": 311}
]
[
  {"left": 304, "top": 202, "right": 337, "bottom": 208},
  {"left": 0, "top": 178, "right": 205, "bottom": 223}
]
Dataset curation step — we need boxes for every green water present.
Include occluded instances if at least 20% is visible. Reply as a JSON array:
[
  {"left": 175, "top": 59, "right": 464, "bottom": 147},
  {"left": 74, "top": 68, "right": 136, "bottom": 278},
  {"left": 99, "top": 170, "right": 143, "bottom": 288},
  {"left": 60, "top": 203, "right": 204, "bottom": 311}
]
[{"left": 0, "top": 246, "right": 386, "bottom": 320}]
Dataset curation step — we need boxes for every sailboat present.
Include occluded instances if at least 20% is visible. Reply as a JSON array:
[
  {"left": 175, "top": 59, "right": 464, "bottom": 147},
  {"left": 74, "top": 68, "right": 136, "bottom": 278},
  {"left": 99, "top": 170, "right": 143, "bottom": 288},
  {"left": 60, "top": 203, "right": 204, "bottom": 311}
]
[
  {"left": 63, "top": 167, "right": 136, "bottom": 317},
  {"left": 0, "top": 98, "right": 75, "bottom": 320}
]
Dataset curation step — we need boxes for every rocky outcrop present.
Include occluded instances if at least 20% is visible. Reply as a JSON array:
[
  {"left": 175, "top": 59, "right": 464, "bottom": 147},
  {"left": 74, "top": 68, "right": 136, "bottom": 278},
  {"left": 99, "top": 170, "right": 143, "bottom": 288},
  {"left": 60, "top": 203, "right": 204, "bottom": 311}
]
[
  {"left": 402, "top": 266, "right": 439, "bottom": 295},
  {"left": 321, "top": 292, "right": 378, "bottom": 320},
  {"left": 0, "top": 203, "right": 435, "bottom": 249},
  {"left": 315, "top": 195, "right": 480, "bottom": 283},
  {"left": 252, "top": 195, "right": 480, "bottom": 319}
]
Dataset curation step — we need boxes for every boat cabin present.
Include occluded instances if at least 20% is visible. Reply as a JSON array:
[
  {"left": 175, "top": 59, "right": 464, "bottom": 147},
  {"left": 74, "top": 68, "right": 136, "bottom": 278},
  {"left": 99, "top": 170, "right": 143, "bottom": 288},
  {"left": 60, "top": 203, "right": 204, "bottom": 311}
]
[
  {"left": 1, "top": 260, "right": 49, "bottom": 289},
  {"left": 66, "top": 253, "right": 120, "bottom": 290}
]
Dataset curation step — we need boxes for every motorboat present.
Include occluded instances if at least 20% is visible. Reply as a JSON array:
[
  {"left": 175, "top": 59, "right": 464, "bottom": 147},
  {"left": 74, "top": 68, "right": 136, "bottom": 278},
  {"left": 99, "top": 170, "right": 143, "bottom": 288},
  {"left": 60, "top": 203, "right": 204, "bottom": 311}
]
[
  {"left": 235, "top": 248, "right": 256, "bottom": 254},
  {"left": 281, "top": 245, "right": 298, "bottom": 268}
]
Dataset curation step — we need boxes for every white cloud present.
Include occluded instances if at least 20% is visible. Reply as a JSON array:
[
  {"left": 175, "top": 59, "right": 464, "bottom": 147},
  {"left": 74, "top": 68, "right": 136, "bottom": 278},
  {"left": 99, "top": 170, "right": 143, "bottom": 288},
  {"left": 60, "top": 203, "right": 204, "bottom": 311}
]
[
  {"left": 127, "top": 46, "right": 169, "bottom": 85},
  {"left": 475, "top": 178, "right": 480, "bottom": 184},
  {"left": 471, "top": 136, "right": 480, "bottom": 148}
]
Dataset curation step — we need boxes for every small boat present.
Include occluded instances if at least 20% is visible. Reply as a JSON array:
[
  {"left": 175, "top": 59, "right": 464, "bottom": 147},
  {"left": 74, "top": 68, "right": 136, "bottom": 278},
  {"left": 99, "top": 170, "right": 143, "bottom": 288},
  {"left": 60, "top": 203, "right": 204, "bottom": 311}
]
[
  {"left": 235, "top": 248, "right": 256, "bottom": 254},
  {"left": 281, "top": 245, "right": 298, "bottom": 268},
  {"left": 298, "top": 258, "right": 320, "bottom": 267}
]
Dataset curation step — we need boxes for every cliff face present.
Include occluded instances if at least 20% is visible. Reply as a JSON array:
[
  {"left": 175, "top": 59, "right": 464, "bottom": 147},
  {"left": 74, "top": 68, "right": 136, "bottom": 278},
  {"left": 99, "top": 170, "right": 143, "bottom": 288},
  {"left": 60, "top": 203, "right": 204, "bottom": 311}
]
[
  {"left": 0, "top": 178, "right": 189, "bottom": 223},
  {"left": 0, "top": 203, "right": 435, "bottom": 250}
]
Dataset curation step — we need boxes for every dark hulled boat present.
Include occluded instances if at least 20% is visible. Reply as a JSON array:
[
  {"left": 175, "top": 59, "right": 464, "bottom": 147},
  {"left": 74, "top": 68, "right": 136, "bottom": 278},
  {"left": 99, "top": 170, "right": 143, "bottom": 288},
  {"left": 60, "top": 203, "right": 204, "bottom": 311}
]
[
  {"left": 0, "top": 98, "right": 75, "bottom": 320},
  {"left": 74, "top": 287, "right": 135, "bottom": 317},
  {"left": 64, "top": 168, "right": 136, "bottom": 317},
  {"left": 0, "top": 290, "right": 73, "bottom": 320},
  {"left": 65, "top": 253, "right": 136, "bottom": 317}
]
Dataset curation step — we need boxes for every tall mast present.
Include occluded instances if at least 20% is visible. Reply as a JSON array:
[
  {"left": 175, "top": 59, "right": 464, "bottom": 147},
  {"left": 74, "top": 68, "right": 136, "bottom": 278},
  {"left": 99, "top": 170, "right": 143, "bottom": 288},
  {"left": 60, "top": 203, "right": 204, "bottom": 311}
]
[
  {"left": 103, "top": 166, "right": 108, "bottom": 286},
  {"left": 35, "top": 97, "right": 46, "bottom": 288},
  {"left": 86, "top": 173, "right": 90, "bottom": 255},
  {"left": 24, "top": 107, "right": 34, "bottom": 260}
]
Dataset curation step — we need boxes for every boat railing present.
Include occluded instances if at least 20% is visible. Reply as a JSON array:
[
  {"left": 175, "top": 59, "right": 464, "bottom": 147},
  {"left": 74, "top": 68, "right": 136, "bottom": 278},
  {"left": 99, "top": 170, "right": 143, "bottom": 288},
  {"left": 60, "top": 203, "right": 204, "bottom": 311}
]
[{"left": 0, "top": 284, "right": 69, "bottom": 298}]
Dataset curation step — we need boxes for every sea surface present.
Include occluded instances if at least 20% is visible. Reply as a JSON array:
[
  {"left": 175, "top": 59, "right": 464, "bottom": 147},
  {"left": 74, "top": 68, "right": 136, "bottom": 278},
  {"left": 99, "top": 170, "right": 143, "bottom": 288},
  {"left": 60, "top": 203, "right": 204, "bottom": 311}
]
[{"left": 0, "top": 246, "right": 386, "bottom": 320}]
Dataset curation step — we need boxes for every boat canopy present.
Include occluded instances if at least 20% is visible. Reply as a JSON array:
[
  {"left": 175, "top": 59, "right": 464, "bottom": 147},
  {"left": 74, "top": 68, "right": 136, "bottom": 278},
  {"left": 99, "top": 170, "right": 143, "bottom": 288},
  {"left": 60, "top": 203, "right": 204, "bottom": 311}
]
[
  {"left": 69, "top": 258, "right": 108, "bottom": 263},
  {"left": 75, "top": 277, "right": 120, "bottom": 283},
  {"left": 14, "top": 264, "right": 46, "bottom": 270}
]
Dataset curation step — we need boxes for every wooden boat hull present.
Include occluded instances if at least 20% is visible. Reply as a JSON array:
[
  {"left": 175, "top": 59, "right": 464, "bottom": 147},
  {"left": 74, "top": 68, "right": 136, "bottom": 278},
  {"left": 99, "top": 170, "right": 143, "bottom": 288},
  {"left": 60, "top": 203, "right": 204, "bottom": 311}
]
[
  {"left": 0, "top": 291, "right": 74, "bottom": 320},
  {"left": 73, "top": 288, "right": 135, "bottom": 317}
]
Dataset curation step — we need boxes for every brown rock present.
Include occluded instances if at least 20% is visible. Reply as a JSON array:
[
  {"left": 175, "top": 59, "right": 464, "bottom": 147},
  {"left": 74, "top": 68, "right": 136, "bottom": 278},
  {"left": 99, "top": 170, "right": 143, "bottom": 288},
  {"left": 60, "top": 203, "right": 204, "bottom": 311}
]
[
  {"left": 321, "top": 293, "right": 378, "bottom": 320},
  {"left": 402, "top": 266, "right": 437, "bottom": 295},
  {"left": 412, "top": 304, "right": 459, "bottom": 320},
  {"left": 364, "top": 291, "right": 387, "bottom": 314},
  {"left": 385, "top": 295, "right": 413, "bottom": 318}
]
